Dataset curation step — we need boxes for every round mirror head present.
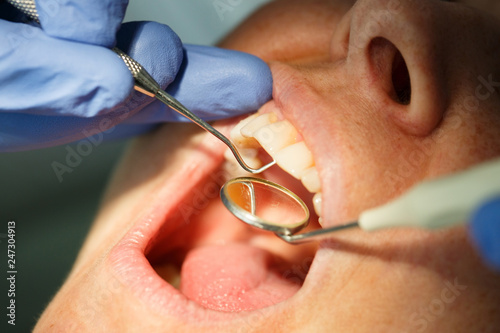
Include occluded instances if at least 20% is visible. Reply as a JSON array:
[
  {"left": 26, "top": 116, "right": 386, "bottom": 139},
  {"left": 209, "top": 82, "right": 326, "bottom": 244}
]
[{"left": 220, "top": 177, "right": 310, "bottom": 235}]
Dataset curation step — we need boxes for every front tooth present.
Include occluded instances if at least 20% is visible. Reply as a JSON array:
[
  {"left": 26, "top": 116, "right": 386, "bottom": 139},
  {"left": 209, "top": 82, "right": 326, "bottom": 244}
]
[
  {"left": 253, "top": 120, "right": 298, "bottom": 155},
  {"left": 313, "top": 192, "right": 322, "bottom": 217},
  {"left": 274, "top": 142, "right": 314, "bottom": 179},
  {"left": 301, "top": 167, "right": 321, "bottom": 193},
  {"left": 240, "top": 113, "right": 278, "bottom": 138},
  {"left": 230, "top": 114, "right": 260, "bottom": 149}
]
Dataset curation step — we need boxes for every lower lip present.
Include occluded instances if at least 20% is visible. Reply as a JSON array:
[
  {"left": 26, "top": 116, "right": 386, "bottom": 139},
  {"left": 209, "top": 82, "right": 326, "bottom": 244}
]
[{"left": 107, "top": 128, "right": 236, "bottom": 321}]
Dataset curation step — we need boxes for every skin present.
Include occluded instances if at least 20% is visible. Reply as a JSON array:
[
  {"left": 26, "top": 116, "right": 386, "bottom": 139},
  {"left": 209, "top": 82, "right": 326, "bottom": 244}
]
[{"left": 36, "top": 0, "right": 500, "bottom": 332}]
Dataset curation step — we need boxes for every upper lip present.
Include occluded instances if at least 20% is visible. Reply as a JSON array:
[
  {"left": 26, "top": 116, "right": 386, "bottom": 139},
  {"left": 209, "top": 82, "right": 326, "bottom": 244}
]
[{"left": 268, "top": 61, "right": 324, "bottom": 149}]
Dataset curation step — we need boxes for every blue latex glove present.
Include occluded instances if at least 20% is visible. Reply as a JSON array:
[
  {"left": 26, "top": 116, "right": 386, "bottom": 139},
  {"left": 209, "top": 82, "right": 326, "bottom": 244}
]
[
  {"left": 470, "top": 196, "right": 500, "bottom": 271},
  {"left": 35, "top": 0, "right": 129, "bottom": 47},
  {"left": 0, "top": 3, "right": 273, "bottom": 152}
]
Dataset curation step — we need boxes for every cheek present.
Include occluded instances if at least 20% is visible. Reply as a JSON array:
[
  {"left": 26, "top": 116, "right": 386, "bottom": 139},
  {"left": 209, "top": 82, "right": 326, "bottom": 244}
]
[
  {"left": 313, "top": 78, "right": 436, "bottom": 224},
  {"left": 429, "top": 104, "right": 500, "bottom": 177},
  {"left": 333, "top": 106, "right": 425, "bottom": 220}
]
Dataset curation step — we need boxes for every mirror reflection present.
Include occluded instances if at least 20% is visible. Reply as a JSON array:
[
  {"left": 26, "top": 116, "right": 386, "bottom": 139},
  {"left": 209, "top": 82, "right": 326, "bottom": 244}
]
[{"left": 221, "top": 177, "right": 310, "bottom": 235}]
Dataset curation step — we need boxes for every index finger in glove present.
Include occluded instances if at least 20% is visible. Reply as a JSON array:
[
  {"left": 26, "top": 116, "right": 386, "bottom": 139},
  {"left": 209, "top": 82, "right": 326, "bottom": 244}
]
[{"left": 36, "top": 0, "right": 128, "bottom": 47}]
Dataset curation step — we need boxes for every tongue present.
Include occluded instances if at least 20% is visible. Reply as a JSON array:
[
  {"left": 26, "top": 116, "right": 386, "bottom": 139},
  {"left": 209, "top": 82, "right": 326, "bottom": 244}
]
[{"left": 180, "top": 243, "right": 300, "bottom": 312}]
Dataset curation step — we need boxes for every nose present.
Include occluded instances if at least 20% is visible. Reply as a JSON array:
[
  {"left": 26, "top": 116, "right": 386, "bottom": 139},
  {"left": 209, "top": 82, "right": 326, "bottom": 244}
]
[{"left": 338, "top": 0, "right": 448, "bottom": 136}]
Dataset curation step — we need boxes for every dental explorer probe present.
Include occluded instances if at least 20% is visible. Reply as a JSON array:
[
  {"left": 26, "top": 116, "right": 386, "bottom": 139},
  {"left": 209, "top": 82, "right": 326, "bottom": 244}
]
[
  {"left": 6, "top": 0, "right": 276, "bottom": 175},
  {"left": 277, "top": 157, "right": 500, "bottom": 244}
]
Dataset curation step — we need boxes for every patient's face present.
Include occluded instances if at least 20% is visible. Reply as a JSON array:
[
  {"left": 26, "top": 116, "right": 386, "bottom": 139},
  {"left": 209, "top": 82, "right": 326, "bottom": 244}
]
[{"left": 36, "top": 0, "right": 500, "bottom": 332}]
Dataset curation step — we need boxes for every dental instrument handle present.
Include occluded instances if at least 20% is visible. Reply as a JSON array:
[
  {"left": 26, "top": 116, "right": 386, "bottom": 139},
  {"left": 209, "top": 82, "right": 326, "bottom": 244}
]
[
  {"left": 113, "top": 48, "right": 275, "bottom": 174},
  {"left": 6, "top": 0, "right": 39, "bottom": 22},
  {"left": 359, "top": 157, "right": 500, "bottom": 231},
  {"left": 7, "top": 0, "right": 275, "bottom": 174}
]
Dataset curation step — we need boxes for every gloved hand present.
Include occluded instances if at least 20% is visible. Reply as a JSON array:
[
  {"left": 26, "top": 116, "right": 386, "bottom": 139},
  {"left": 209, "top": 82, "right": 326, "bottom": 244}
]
[
  {"left": 0, "top": 1, "right": 272, "bottom": 152},
  {"left": 469, "top": 196, "right": 500, "bottom": 271}
]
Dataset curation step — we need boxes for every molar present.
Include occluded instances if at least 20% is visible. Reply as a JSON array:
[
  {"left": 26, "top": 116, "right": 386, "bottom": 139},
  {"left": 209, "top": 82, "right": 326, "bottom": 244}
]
[
  {"left": 253, "top": 120, "right": 299, "bottom": 155},
  {"left": 313, "top": 192, "right": 322, "bottom": 217},
  {"left": 227, "top": 112, "right": 323, "bottom": 218},
  {"left": 230, "top": 114, "right": 260, "bottom": 148},
  {"left": 274, "top": 142, "right": 314, "bottom": 179},
  {"left": 301, "top": 167, "right": 321, "bottom": 193},
  {"left": 240, "top": 113, "right": 278, "bottom": 138}
]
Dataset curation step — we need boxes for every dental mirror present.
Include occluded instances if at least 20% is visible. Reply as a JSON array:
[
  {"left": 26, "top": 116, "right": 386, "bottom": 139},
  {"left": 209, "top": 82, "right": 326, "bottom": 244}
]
[
  {"left": 220, "top": 177, "right": 310, "bottom": 236},
  {"left": 221, "top": 177, "right": 361, "bottom": 244}
]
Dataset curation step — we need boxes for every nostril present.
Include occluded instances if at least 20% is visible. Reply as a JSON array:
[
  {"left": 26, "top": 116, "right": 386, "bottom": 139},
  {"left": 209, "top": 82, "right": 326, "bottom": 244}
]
[
  {"left": 391, "top": 49, "right": 411, "bottom": 105},
  {"left": 369, "top": 37, "right": 412, "bottom": 106}
]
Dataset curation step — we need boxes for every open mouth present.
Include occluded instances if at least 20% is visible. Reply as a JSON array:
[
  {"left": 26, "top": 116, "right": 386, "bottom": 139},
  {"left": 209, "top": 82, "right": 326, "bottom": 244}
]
[{"left": 107, "top": 105, "right": 324, "bottom": 321}]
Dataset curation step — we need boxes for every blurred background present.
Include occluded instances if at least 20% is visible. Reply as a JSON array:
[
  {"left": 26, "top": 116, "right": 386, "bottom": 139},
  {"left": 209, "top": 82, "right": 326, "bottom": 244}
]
[{"left": 0, "top": 0, "right": 270, "bottom": 331}]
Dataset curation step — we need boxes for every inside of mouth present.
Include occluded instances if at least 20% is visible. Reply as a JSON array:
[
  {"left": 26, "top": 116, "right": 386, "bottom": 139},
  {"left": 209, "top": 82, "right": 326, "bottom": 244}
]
[{"left": 144, "top": 161, "right": 319, "bottom": 313}]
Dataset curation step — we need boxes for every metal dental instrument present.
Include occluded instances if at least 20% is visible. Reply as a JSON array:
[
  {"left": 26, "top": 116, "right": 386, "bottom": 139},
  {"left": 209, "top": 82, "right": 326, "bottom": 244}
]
[
  {"left": 7, "top": 0, "right": 276, "bottom": 175},
  {"left": 221, "top": 158, "right": 500, "bottom": 244},
  {"left": 112, "top": 49, "right": 275, "bottom": 174},
  {"left": 221, "top": 177, "right": 311, "bottom": 236}
]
